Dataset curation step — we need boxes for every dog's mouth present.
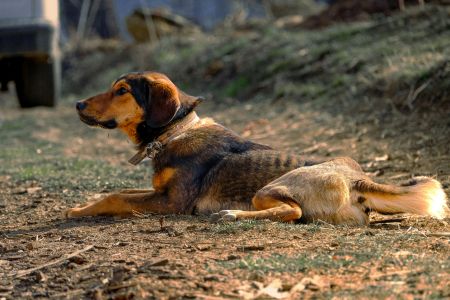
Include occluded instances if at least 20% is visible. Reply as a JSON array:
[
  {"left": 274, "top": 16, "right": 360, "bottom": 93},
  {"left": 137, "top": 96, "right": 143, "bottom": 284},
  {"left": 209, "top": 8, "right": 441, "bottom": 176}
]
[{"left": 78, "top": 113, "right": 117, "bottom": 129}]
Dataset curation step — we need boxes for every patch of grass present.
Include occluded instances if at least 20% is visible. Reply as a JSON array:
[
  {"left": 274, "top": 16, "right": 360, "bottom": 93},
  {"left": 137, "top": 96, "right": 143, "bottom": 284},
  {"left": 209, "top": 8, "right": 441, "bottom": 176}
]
[
  {"left": 272, "top": 222, "right": 323, "bottom": 233},
  {"left": 4, "top": 156, "right": 145, "bottom": 192},
  {"left": 157, "top": 6, "right": 449, "bottom": 113},
  {"left": 222, "top": 76, "right": 250, "bottom": 98},
  {"left": 0, "top": 105, "right": 150, "bottom": 195},
  {"left": 212, "top": 220, "right": 266, "bottom": 234},
  {"left": 219, "top": 252, "right": 372, "bottom": 273},
  {"left": 322, "top": 287, "right": 395, "bottom": 299}
]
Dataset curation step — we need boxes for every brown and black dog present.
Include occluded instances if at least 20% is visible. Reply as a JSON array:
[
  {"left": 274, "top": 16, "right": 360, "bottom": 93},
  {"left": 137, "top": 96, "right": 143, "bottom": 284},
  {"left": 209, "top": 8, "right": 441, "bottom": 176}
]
[{"left": 66, "top": 71, "right": 449, "bottom": 225}]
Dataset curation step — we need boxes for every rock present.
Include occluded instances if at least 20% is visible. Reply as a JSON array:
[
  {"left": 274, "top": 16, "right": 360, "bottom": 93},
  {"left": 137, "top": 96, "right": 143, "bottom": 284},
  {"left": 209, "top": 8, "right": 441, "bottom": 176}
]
[
  {"left": 126, "top": 8, "right": 201, "bottom": 43},
  {"left": 149, "top": 258, "right": 169, "bottom": 267},
  {"left": 69, "top": 255, "right": 87, "bottom": 265},
  {"left": 34, "top": 271, "right": 47, "bottom": 282}
]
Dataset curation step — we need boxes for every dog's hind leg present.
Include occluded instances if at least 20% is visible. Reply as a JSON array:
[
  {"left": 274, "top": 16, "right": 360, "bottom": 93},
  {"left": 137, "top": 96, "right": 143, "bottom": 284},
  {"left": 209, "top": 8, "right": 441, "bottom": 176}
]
[
  {"left": 118, "top": 189, "right": 155, "bottom": 194},
  {"left": 65, "top": 190, "right": 174, "bottom": 218},
  {"left": 211, "top": 192, "right": 302, "bottom": 223}
]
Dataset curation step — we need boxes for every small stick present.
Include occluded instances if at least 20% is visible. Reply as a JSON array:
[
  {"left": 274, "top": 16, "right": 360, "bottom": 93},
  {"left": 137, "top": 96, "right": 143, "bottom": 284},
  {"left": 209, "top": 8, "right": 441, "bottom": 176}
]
[
  {"left": 370, "top": 268, "right": 421, "bottom": 279},
  {"left": 300, "top": 142, "right": 327, "bottom": 154},
  {"left": 427, "top": 232, "right": 450, "bottom": 237},
  {"left": 370, "top": 217, "right": 406, "bottom": 224},
  {"left": 12, "top": 245, "right": 94, "bottom": 278},
  {"left": 51, "top": 289, "right": 84, "bottom": 298}
]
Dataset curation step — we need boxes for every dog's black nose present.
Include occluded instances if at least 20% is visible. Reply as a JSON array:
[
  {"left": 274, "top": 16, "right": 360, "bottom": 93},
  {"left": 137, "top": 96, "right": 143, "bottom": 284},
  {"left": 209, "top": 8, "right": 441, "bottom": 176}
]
[{"left": 76, "top": 101, "right": 87, "bottom": 111}]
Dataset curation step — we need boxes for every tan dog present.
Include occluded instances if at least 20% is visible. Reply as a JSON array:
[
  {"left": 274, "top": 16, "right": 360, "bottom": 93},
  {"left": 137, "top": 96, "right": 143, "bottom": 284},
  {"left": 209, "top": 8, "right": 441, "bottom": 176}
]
[
  {"left": 213, "top": 157, "right": 448, "bottom": 225},
  {"left": 66, "top": 71, "right": 449, "bottom": 225}
]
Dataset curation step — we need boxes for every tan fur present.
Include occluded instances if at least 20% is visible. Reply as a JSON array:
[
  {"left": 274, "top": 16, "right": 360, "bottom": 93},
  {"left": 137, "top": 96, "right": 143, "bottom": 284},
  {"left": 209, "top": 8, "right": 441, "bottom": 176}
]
[
  {"left": 252, "top": 158, "right": 367, "bottom": 225},
  {"left": 152, "top": 168, "right": 176, "bottom": 192},
  {"left": 364, "top": 177, "right": 449, "bottom": 219},
  {"left": 210, "top": 197, "right": 302, "bottom": 223},
  {"left": 80, "top": 80, "right": 145, "bottom": 143},
  {"left": 229, "top": 158, "right": 448, "bottom": 225},
  {"left": 66, "top": 189, "right": 177, "bottom": 218}
]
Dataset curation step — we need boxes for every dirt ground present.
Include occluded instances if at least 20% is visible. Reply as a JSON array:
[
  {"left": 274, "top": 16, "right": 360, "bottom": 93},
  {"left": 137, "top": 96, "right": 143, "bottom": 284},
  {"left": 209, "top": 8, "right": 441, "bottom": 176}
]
[
  {"left": 1, "top": 87, "right": 449, "bottom": 299},
  {"left": 1, "top": 6, "right": 450, "bottom": 300}
]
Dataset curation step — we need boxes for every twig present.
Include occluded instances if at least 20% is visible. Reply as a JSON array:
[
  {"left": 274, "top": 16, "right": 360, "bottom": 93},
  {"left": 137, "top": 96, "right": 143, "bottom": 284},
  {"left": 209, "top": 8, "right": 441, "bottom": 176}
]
[
  {"left": 406, "top": 79, "right": 431, "bottom": 109},
  {"left": 370, "top": 268, "right": 421, "bottom": 279},
  {"left": 370, "top": 217, "right": 406, "bottom": 224},
  {"left": 299, "top": 142, "right": 327, "bottom": 154},
  {"left": 315, "top": 219, "right": 336, "bottom": 228},
  {"left": 427, "top": 232, "right": 450, "bottom": 237},
  {"left": 51, "top": 289, "right": 84, "bottom": 298},
  {"left": 107, "top": 282, "right": 137, "bottom": 291},
  {"left": 194, "top": 294, "right": 232, "bottom": 300},
  {"left": 12, "top": 245, "right": 94, "bottom": 278}
]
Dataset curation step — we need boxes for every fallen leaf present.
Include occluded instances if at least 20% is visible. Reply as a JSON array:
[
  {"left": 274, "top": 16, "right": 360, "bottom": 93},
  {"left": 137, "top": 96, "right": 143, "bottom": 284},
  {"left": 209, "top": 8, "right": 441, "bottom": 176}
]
[
  {"left": 69, "top": 255, "right": 87, "bottom": 265},
  {"left": 374, "top": 154, "right": 389, "bottom": 162},
  {"left": 27, "top": 187, "right": 42, "bottom": 194},
  {"left": 300, "top": 275, "right": 330, "bottom": 291},
  {"left": 255, "top": 279, "right": 289, "bottom": 299},
  {"left": 290, "top": 282, "right": 306, "bottom": 293},
  {"left": 237, "top": 245, "right": 265, "bottom": 252},
  {"left": 393, "top": 250, "right": 415, "bottom": 259}
]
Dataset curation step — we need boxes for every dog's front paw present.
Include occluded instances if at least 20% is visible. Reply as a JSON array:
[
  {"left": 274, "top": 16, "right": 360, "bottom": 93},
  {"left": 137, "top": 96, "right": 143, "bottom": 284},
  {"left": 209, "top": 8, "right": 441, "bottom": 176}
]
[
  {"left": 210, "top": 210, "right": 242, "bottom": 223},
  {"left": 64, "top": 207, "right": 82, "bottom": 219}
]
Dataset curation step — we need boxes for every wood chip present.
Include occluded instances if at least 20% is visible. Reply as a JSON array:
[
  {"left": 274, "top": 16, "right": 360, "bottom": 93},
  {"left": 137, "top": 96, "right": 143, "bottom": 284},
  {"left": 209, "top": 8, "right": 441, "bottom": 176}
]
[
  {"left": 196, "top": 244, "right": 211, "bottom": 251},
  {"left": 237, "top": 245, "right": 265, "bottom": 252},
  {"left": 26, "top": 187, "right": 42, "bottom": 194},
  {"left": 374, "top": 154, "right": 389, "bottom": 161},
  {"left": 149, "top": 258, "right": 169, "bottom": 267},
  {"left": 370, "top": 268, "right": 422, "bottom": 279},
  {"left": 427, "top": 232, "right": 450, "bottom": 237},
  {"left": 12, "top": 245, "right": 94, "bottom": 278}
]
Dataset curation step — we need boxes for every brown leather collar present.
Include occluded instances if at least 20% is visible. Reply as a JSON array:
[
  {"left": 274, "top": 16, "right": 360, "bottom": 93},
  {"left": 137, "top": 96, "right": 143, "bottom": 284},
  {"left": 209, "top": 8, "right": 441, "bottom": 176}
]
[{"left": 128, "top": 112, "right": 200, "bottom": 165}]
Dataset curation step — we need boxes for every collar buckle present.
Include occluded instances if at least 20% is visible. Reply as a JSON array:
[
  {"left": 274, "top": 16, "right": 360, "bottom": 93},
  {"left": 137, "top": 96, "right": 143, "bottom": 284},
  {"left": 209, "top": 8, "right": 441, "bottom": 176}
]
[
  {"left": 145, "top": 141, "right": 163, "bottom": 160},
  {"left": 128, "top": 112, "right": 200, "bottom": 166}
]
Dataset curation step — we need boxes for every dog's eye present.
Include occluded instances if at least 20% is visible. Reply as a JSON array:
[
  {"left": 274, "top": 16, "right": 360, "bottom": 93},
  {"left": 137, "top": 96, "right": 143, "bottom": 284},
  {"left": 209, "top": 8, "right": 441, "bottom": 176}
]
[{"left": 116, "top": 87, "right": 128, "bottom": 96}]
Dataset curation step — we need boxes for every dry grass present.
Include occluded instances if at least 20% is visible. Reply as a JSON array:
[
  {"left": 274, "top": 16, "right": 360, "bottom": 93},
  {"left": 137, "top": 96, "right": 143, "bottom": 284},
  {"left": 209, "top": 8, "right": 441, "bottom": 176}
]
[{"left": 1, "top": 5, "right": 450, "bottom": 299}]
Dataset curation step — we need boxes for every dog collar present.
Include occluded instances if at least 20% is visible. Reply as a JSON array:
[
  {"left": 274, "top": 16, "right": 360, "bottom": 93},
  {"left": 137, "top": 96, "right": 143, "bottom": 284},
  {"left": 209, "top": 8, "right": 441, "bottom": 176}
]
[{"left": 128, "top": 112, "right": 200, "bottom": 165}]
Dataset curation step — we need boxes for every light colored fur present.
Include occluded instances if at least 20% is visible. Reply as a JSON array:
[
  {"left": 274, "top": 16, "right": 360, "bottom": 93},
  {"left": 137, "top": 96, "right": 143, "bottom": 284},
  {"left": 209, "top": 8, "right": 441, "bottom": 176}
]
[
  {"left": 250, "top": 158, "right": 449, "bottom": 225},
  {"left": 364, "top": 177, "right": 449, "bottom": 219}
]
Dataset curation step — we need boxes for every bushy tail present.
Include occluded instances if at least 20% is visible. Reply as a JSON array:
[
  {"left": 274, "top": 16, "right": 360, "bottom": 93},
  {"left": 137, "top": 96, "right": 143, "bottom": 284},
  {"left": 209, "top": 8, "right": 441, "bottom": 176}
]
[{"left": 353, "top": 177, "right": 449, "bottom": 219}]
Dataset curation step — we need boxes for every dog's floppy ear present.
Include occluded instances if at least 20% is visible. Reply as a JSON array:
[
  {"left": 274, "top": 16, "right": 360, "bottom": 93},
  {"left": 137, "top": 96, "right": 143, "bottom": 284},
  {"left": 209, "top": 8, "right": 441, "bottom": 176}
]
[
  {"left": 178, "top": 89, "right": 204, "bottom": 110},
  {"left": 146, "top": 80, "right": 181, "bottom": 128}
]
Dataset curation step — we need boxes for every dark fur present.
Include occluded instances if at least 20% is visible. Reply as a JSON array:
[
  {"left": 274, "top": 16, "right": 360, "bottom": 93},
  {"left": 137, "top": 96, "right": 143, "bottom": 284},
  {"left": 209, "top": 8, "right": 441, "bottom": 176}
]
[
  {"left": 126, "top": 74, "right": 200, "bottom": 150},
  {"left": 67, "top": 71, "right": 319, "bottom": 218}
]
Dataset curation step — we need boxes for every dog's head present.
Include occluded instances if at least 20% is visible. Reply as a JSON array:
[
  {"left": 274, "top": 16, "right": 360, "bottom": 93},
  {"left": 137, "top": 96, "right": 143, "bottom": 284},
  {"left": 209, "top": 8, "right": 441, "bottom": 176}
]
[{"left": 76, "top": 72, "right": 203, "bottom": 144}]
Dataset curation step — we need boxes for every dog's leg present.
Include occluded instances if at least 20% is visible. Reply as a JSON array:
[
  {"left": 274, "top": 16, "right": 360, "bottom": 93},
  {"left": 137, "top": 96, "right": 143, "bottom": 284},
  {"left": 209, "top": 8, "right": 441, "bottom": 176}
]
[
  {"left": 211, "top": 194, "right": 302, "bottom": 223},
  {"left": 65, "top": 190, "right": 174, "bottom": 218}
]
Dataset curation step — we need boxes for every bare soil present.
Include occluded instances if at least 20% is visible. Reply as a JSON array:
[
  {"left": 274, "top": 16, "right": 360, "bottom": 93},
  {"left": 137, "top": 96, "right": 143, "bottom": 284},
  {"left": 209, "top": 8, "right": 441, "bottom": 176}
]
[
  {"left": 1, "top": 89, "right": 449, "bottom": 299},
  {"left": 1, "top": 6, "right": 450, "bottom": 299}
]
